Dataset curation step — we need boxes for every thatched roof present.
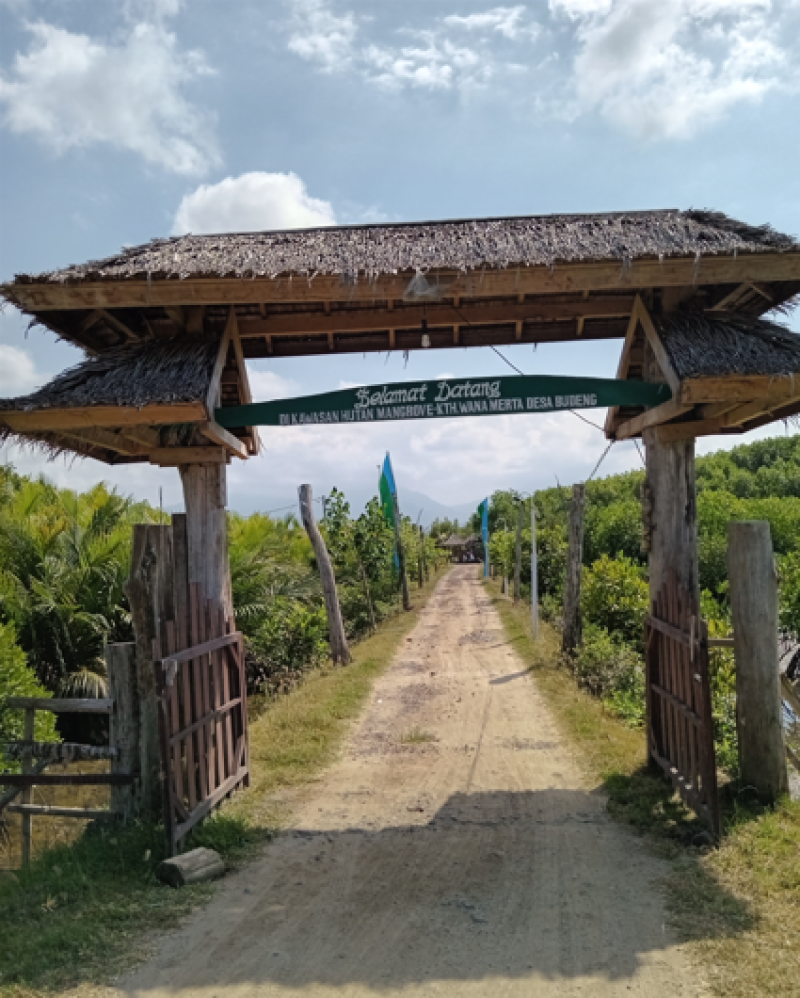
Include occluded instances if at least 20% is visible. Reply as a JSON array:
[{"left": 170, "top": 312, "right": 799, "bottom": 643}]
[
  {"left": 658, "top": 313, "right": 800, "bottom": 380},
  {"left": 12, "top": 209, "right": 798, "bottom": 286},
  {"left": 0, "top": 338, "right": 217, "bottom": 413}
]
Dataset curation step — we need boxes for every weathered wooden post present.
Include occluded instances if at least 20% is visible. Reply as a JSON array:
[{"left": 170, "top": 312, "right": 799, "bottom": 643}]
[
  {"left": 179, "top": 462, "right": 232, "bottom": 616},
  {"left": 642, "top": 429, "right": 699, "bottom": 613},
  {"left": 513, "top": 500, "right": 523, "bottom": 602},
  {"left": 299, "top": 484, "right": 351, "bottom": 664},
  {"left": 562, "top": 484, "right": 585, "bottom": 656},
  {"left": 728, "top": 521, "right": 788, "bottom": 800},
  {"left": 107, "top": 642, "right": 139, "bottom": 822},
  {"left": 126, "top": 524, "right": 174, "bottom": 817}
]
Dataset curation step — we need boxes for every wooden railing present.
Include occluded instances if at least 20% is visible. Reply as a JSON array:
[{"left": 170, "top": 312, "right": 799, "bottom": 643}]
[{"left": 0, "top": 685, "right": 135, "bottom": 867}]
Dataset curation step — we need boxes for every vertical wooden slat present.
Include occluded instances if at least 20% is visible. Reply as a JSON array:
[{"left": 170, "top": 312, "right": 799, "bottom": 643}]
[
  {"left": 189, "top": 582, "right": 208, "bottom": 803},
  {"left": 208, "top": 599, "right": 224, "bottom": 791},
  {"left": 220, "top": 606, "right": 235, "bottom": 781},
  {"left": 165, "top": 620, "right": 185, "bottom": 815},
  {"left": 21, "top": 707, "right": 35, "bottom": 867},
  {"left": 153, "top": 634, "right": 177, "bottom": 856},
  {"left": 173, "top": 513, "right": 197, "bottom": 812}
]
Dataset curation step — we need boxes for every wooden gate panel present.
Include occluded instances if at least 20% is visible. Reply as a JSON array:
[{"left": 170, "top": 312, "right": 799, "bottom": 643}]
[
  {"left": 154, "top": 582, "right": 249, "bottom": 856},
  {"left": 646, "top": 571, "right": 720, "bottom": 839}
]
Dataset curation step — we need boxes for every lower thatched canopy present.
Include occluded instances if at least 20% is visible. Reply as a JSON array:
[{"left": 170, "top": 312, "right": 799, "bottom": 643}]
[
  {"left": 608, "top": 311, "right": 800, "bottom": 443},
  {"left": 0, "top": 336, "right": 253, "bottom": 465}
]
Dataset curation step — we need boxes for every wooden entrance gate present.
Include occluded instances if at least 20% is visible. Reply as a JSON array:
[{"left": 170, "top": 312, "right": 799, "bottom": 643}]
[
  {"left": 153, "top": 580, "right": 249, "bottom": 857},
  {"left": 645, "top": 572, "right": 720, "bottom": 839}
]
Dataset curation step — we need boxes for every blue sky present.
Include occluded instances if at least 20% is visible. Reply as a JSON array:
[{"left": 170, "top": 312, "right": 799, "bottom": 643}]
[{"left": 1, "top": 0, "right": 799, "bottom": 516}]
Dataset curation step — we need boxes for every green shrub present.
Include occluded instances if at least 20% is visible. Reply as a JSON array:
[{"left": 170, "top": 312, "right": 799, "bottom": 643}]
[
  {"left": 246, "top": 599, "right": 327, "bottom": 696},
  {"left": 581, "top": 554, "right": 649, "bottom": 647},
  {"left": 571, "top": 625, "right": 645, "bottom": 727},
  {"left": 0, "top": 622, "right": 58, "bottom": 768}
]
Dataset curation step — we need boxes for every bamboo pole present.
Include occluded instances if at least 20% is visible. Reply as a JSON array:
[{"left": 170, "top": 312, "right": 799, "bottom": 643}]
[{"left": 298, "top": 485, "right": 351, "bottom": 664}]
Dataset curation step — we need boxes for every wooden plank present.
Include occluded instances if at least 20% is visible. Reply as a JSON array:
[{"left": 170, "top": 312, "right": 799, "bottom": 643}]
[
  {"left": 654, "top": 418, "right": 728, "bottom": 443},
  {"left": 150, "top": 447, "right": 227, "bottom": 466},
  {"left": 646, "top": 616, "right": 693, "bottom": 647},
  {"left": 242, "top": 296, "right": 637, "bottom": 338},
  {"left": 173, "top": 766, "right": 249, "bottom": 845},
  {"left": 198, "top": 421, "right": 248, "bottom": 459},
  {"left": 1, "top": 773, "right": 133, "bottom": 786},
  {"left": 7, "top": 253, "right": 800, "bottom": 310},
  {"left": 636, "top": 299, "right": 681, "bottom": 395},
  {"left": 6, "top": 697, "right": 113, "bottom": 714},
  {"left": 708, "top": 637, "right": 735, "bottom": 648},
  {"left": 604, "top": 306, "right": 642, "bottom": 436},
  {"left": 167, "top": 698, "right": 243, "bottom": 746},
  {"left": 650, "top": 683, "right": 703, "bottom": 727},
  {"left": 206, "top": 315, "right": 233, "bottom": 415},
  {"left": 612, "top": 396, "right": 693, "bottom": 441},
  {"left": 107, "top": 642, "right": 137, "bottom": 821},
  {"left": 7, "top": 804, "right": 117, "bottom": 819},
  {"left": 59, "top": 427, "right": 149, "bottom": 456},
  {"left": 0, "top": 402, "right": 207, "bottom": 433},
  {"left": 781, "top": 674, "right": 800, "bottom": 719},
  {"left": 21, "top": 708, "right": 34, "bottom": 866},
  {"left": 156, "top": 632, "right": 242, "bottom": 669},
  {"left": 2, "top": 741, "right": 118, "bottom": 762},
  {"left": 680, "top": 375, "right": 800, "bottom": 405},
  {"left": 190, "top": 582, "right": 209, "bottom": 803},
  {"left": 154, "top": 645, "right": 178, "bottom": 857}
]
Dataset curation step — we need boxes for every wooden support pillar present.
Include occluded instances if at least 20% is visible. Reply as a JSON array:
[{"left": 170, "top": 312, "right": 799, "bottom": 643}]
[
  {"left": 728, "top": 521, "right": 788, "bottom": 800},
  {"left": 107, "top": 642, "right": 138, "bottom": 822},
  {"left": 562, "top": 484, "right": 586, "bottom": 656},
  {"left": 642, "top": 429, "right": 699, "bottom": 615},
  {"left": 179, "top": 462, "right": 232, "bottom": 618},
  {"left": 298, "top": 484, "right": 351, "bottom": 664},
  {"left": 126, "top": 524, "right": 173, "bottom": 818}
]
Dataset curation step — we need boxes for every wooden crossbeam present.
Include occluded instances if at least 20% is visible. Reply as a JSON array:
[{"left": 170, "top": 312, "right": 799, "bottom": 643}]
[
  {"left": 150, "top": 446, "right": 227, "bottom": 467},
  {"left": 59, "top": 427, "right": 149, "bottom": 456},
  {"left": 7, "top": 253, "right": 800, "bottom": 310},
  {"left": 681, "top": 375, "right": 800, "bottom": 405},
  {"left": 239, "top": 296, "right": 636, "bottom": 338},
  {"left": 198, "top": 421, "right": 248, "bottom": 459},
  {"left": 0, "top": 402, "right": 207, "bottom": 433},
  {"left": 6, "top": 697, "right": 113, "bottom": 713},
  {"left": 612, "top": 397, "right": 693, "bottom": 440}
]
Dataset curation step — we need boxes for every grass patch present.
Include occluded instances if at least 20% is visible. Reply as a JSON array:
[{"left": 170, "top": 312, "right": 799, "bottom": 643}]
[
  {"left": 488, "top": 580, "right": 800, "bottom": 998},
  {"left": 399, "top": 726, "right": 437, "bottom": 744},
  {"left": 0, "top": 567, "right": 447, "bottom": 998}
]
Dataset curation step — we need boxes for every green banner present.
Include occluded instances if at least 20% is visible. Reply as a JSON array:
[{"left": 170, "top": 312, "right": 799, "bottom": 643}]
[{"left": 215, "top": 375, "right": 670, "bottom": 429}]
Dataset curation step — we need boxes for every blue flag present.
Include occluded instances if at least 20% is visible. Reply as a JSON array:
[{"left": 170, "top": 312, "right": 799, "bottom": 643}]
[{"left": 379, "top": 452, "right": 400, "bottom": 568}]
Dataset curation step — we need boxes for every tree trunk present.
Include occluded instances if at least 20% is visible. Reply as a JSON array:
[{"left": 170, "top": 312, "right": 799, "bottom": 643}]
[
  {"left": 125, "top": 523, "right": 173, "bottom": 818},
  {"left": 562, "top": 484, "right": 585, "bottom": 656},
  {"left": 298, "top": 485, "right": 351, "bottom": 664},
  {"left": 179, "top": 463, "right": 232, "bottom": 618},
  {"left": 513, "top": 501, "right": 523, "bottom": 601},
  {"left": 728, "top": 521, "right": 788, "bottom": 800}
]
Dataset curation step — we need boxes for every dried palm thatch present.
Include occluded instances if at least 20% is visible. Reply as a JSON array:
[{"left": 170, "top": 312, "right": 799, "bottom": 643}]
[
  {"left": 0, "top": 338, "right": 218, "bottom": 414},
  {"left": 11, "top": 209, "right": 798, "bottom": 286},
  {"left": 0, "top": 338, "right": 219, "bottom": 462},
  {"left": 657, "top": 313, "right": 800, "bottom": 380}
]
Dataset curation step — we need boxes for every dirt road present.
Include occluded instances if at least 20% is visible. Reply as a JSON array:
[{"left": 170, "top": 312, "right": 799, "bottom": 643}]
[{"left": 119, "top": 567, "right": 705, "bottom": 998}]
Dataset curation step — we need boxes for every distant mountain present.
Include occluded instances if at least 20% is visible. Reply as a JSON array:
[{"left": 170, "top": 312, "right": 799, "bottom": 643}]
[{"left": 229, "top": 486, "right": 481, "bottom": 529}]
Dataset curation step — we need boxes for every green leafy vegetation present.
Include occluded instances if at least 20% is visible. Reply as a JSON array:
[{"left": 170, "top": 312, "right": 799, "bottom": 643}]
[{"left": 477, "top": 432, "right": 800, "bottom": 774}]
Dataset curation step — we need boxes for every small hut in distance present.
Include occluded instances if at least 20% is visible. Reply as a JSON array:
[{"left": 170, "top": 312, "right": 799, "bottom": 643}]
[{"left": 438, "top": 534, "right": 481, "bottom": 563}]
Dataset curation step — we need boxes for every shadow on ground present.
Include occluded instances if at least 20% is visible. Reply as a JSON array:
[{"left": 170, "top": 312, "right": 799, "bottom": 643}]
[{"left": 119, "top": 788, "right": 754, "bottom": 996}]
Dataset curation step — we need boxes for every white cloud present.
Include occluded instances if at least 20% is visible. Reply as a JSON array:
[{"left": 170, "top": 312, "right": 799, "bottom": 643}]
[
  {"left": 549, "top": 0, "right": 613, "bottom": 17},
  {"left": 173, "top": 172, "right": 336, "bottom": 234},
  {"left": 287, "top": 0, "right": 358, "bottom": 71},
  {"left": 0, "top": 10, "right": 218, "bottom": 175},
  {"left": 0, "top": 345, "right": 43, "bottom": 395},
  {"left": 247, "top": 367, "right": 300, "bottom": 401},
  {"left": 561, "top": 0, "right": 791, "bottom": 139},
  {"left": 286, "top": 0, "right": 540, "bottom": 93},
  {"left": 444, "top": 7, "right": 537, "bottom": 40}
]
